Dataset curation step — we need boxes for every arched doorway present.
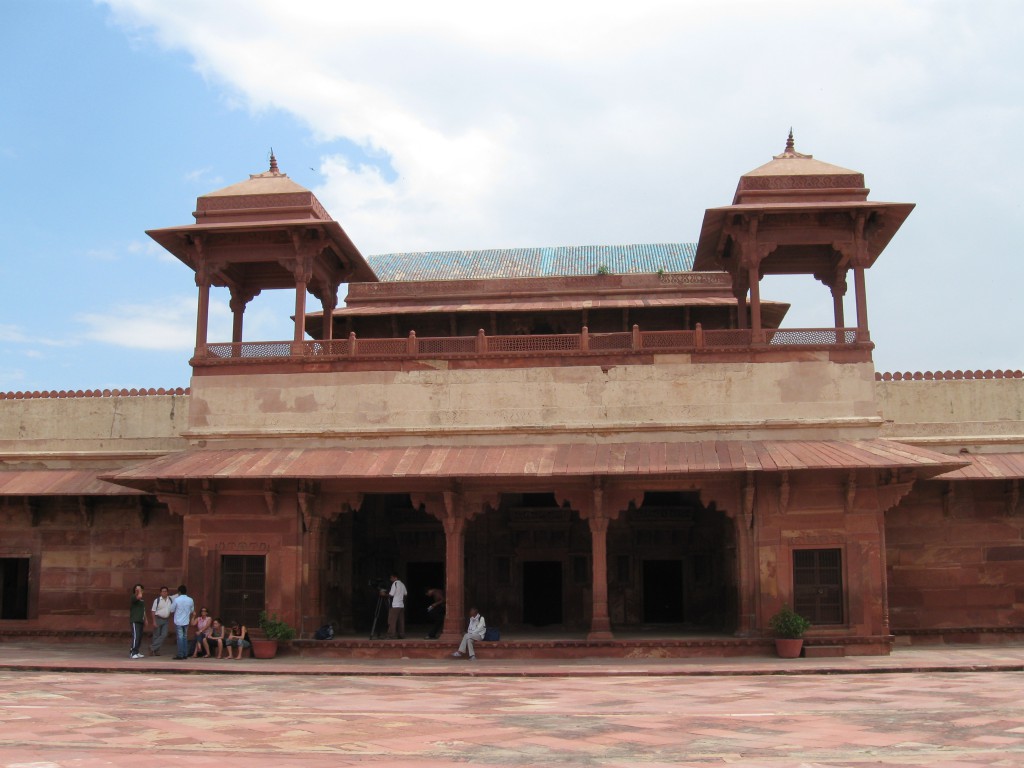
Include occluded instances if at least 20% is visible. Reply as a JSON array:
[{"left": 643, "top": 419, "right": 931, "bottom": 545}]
[{"left": 607, "top": 491, "right": 737, "bottom": 633}]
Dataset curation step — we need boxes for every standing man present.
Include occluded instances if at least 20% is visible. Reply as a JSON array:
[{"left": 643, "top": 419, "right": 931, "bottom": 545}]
[
  {"left": 170, "top": 584, "right": 195, "bottom": 660},
  {"left": 384, "top": 572, "right": 407, "bottom": 639},
  {"left": 129, "top": 584, "right": 145, "bottom": 659},
  {"left": 149, "top": 586, "right": 173, "bottom": 656},
  {"left": 424, "top": 587, "right": 446, "bottom": 639},
  {"left": 451, "top": 607, "right": 486, "bottom": 660}
]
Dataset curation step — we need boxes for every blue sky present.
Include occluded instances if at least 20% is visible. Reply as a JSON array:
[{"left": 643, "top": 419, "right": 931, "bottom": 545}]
[{"left": 2, "top": 0, "right": 1022, "bottom": 392}]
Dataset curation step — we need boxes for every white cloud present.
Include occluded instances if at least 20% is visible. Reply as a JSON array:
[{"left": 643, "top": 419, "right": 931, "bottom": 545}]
[
  {"left": 77, "top": 295, "right": 231, "bottom": 350},
  {"left": 98, "top": 0, "right": 1024, "bottom": 370}
]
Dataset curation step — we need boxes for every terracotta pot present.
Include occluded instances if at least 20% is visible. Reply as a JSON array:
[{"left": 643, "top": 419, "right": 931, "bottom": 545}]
[
  {"left": 774, "top": 638, "right": 804, "bottom": 658},
  {"left": 250, "top": 637, "right": 278, "bottom": 659}
]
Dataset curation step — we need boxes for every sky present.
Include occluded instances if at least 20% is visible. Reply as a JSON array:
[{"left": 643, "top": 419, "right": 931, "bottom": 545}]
[{"left": 1, "top": 0, "right": 1022, "bottom": 392}]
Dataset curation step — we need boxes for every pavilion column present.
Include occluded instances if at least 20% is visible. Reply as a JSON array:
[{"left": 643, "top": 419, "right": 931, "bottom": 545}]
[
  {"left": 321, "top": 283, "right": 339, "bottom": 343},
  {"left": 748, "top": 266, "right": 763, "bottom": 342},
  {"left": 735, "top": 289, "right": 748, "bottom": 330},
  {"left": 195, "top": 273, "right": 211, "bottom": 356},
  {"left": 853, "top": 266, "right": 870, "bottom": 342},
  {"left": 228, "top": 287, "right": 261, "bottom": 351}
]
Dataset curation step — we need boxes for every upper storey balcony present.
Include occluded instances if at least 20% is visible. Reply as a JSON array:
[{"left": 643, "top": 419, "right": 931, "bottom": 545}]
[{"left": 149, "top": 137, "right": 911, "bottom": 377}]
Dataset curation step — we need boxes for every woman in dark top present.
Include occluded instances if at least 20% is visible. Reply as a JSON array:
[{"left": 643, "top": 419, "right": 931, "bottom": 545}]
[{"left": 225, "top": 620, "right": 250, "bottom": 659}]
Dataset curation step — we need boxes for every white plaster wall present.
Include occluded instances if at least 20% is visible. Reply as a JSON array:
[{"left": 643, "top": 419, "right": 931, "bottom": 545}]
[
  {"left": 187, "top": 357, "right": 880, "bottom": 444},
  {"left": 877, "top": 379, "right": 1024, "bottom": 446},
  {"left": 0, "top": 395, "right": 190, "bottom": 460}
]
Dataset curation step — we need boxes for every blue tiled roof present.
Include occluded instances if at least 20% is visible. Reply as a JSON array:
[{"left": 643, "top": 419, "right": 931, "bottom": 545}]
[{"left": 366, "top": 243, "right": 696, "bottom": 282}]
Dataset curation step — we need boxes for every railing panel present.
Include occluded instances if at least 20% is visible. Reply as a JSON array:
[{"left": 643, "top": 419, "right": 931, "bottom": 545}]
[
  {"left": 588, "top": 332, "right": 633, "bottom": 351},
  {"left": 206, "top": 342, "right": 292, "bottom": 359},
  {"left": 640, "top": 330, "right": 696, "bottom": 349},
  {"left": 197, "top": 327, "right": 870, "bottom": 366},
  {"left": 702, "top": 329, "right": 753, "bottom": 347},
  {"left": 416, "top": 336, "right": 478, "bottom": 355},
  {"left": 766, "top": 328, "right": 857, "bottom": 345},
  {"left": 487, "top": 334, "right": 582, "bottom": 353},
  {"left": 354, "top": 337, "right": 408, "bottom": 356}
]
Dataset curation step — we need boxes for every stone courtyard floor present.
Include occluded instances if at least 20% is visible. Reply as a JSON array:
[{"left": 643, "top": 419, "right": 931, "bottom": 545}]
[{"left": 1, "top": 642, "right": 1024, "bottom": 766}]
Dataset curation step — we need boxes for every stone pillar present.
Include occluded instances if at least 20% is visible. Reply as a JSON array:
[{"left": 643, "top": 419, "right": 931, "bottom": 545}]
[
  {"left": 748, "top": 266, "right": 762, "bottom": 341},
  {"left": 298, "top": 487, "right": 361, "bottom": 638},
  {"left": 195, "top": 275, "right": 211, "bottom": 354},
  {"left": 321, "top": 283, "right": 339, "bottom": 343},
  {"left": 703, "top": 479, "right": 755, "bottom": 636},
  {"left": 854, "top": 266, "right": 869, "bottom": 342},
  {"left": 228, "top": 287, "right": 261, "bottom": 348},
  {"left": 559, "top": 484, "right": 636, "bottom": 640},
  {"left": 414, "top": 490, "right": 497, "bottom": 641}
]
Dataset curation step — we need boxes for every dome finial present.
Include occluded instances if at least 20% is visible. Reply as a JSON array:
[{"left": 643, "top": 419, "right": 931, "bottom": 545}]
[
  {"left": 269, "top": 148, "right": 279, "bottom": 174},
  {"left": 773, "top": 128, "right": 812, "bottom": 160}
]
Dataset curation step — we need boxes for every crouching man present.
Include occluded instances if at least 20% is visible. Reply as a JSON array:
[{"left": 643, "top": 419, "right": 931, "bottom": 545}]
[{"left": 451, "top": 607, "right": 486, "bottom": 661}]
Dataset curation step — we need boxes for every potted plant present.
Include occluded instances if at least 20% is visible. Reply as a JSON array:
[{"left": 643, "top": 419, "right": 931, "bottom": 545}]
[
  {"left": 768, "top": 604, "right": 811, "bottom": 658},
  {"left": 251, "top": 610, "right": 296, "bottom": 659}
]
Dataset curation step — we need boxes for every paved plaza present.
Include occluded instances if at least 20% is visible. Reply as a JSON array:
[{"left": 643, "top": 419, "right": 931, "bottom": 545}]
[{"left": 1, "top": 644, "right": 1024, "bottom": 766}]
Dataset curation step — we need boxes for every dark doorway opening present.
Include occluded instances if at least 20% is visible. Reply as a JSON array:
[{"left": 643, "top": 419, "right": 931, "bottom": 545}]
[
  {"left": 522, "top": 561, "right": 562, "bottom": 627},
  {"left": 404, "top": 561, "right": 444, "bottom": 625},
  {"left": 219, "top": 555, "right": 266, "bottom": 629},
  {"left": 0, "top": 558, "right": 29, "bottom": 620},
  {"left": 643, "top": 560, "right": 684, "bottom": 623}
]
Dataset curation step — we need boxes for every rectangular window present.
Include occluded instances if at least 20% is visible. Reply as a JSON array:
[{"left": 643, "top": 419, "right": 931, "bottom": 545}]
[
  {"left": 793, "top": 548, "right": 843, "bottom": 624},
  {"left": 0, "top": 558, "right": 30, "bottom": 620}
]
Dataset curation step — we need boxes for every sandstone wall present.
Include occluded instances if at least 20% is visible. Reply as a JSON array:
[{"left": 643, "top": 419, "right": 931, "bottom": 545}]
[
  {"left": 0, "top": 394, "right": 189, "bottom": 463},
  {"left": 887, "top": 481, "right": 1024, "bottom": 631},
  {"left": 188, "top": 357, "right": 880, "bottom": 444},
  {"left": 877, "top": 379, "right": 1024, "bottom": 446}
]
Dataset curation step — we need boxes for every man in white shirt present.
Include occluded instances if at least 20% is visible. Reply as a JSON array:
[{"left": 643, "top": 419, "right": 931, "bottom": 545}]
[
  {"left": 452, "top": 607, "right": 486, "bottom": 660},
  {"left": 385, "top": 573, "right": 407, "bottom": 639},
  {"left": 149, "top": 586, "right": 173, "bottom": 656}
]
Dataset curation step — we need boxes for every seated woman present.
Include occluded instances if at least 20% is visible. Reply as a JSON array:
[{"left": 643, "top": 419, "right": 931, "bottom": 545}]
[
  {"left": 207, "top": 618, "right": 226, "bottom": 659},
  {"left": 225, "top": 620, "right": 250, "bottom": 660},
  {"left": 191, "top": 607, "right": 212, "bottom": 658}
]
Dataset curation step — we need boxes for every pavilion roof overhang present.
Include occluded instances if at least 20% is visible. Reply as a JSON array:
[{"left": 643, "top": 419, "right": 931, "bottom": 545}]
[
  {"left": 146, "top": 218, "right": 378, "bottom": 289},
  {"left": 0, "top": 469, "right": 146, "bottom": 497},
  {"left": 931, "top": 452, "right": 1024, "bottom": 481},
  {"left": 103, "top": 439, "right": 966, "bottom": 493},
  {"left": 693, "top": 201, "right": 915, "bottom": 273},
  {"left": 305, "top": 295, "right": 790, "bottom": 336}
]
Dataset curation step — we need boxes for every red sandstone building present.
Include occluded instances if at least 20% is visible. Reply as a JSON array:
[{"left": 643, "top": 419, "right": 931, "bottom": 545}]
[{"left": 1, "top": 136, "right": 1022, "bottom": 657}]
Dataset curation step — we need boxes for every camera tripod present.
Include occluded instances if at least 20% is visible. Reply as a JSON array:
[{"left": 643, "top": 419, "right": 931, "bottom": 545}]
[{"left": 369, "top": 590, "right": 389, "bottom": 640}]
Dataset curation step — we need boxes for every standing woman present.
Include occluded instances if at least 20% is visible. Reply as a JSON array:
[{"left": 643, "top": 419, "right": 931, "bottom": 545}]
[{"left": 129, "top": 584, "right": 145, "bottom": 659}]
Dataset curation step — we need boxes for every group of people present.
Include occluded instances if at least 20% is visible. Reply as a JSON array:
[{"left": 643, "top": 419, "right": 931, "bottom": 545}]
[
  {"left": 378, "top": 574, "right": 489, "bottom": 660},
  {"left": 130, "top": 575, "right": 490, "bottom": 660},
  {"left": 129, "top": 584, "right": 251, "bottom": 660}
]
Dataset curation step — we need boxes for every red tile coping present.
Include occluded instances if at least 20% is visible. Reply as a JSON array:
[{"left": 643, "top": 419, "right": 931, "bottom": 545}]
[
  {"left": 876, "top": 370, "right": 1023, "bottom": 381},
  {"left": 0, "top": 387, "right": 189, "bottom": 400}
]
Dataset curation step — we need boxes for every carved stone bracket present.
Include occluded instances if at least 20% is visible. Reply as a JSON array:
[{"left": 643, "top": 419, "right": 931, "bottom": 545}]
[
  {"left": 156, "top": 491, "right": 189, "bottom": 518},
  {"left": 845, "top": 471, "right": 858, "bottom": 513},
  {"left": 297, "top": 480, "right": 320, "bottom": 533},
  {"left": 742, "top": 472, "right": 756, "bottom": 529},
  {"left": 877, "top": 469, "right": 916, "bottom": 513},
  {"left": 263, "top": 480, "right": 278, "bottom": 516},
  {"left": 200, "top": 479, "right": 216, "bottom": 515},
  {"left": 555, "top": 482, "right": 638, "bottom": 531},
  {"left": 229, "top": 286, "right": 262, "bottom": 314},
  {"left": 778, "top": 471, "right": 790, "bottom": 515}
]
